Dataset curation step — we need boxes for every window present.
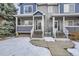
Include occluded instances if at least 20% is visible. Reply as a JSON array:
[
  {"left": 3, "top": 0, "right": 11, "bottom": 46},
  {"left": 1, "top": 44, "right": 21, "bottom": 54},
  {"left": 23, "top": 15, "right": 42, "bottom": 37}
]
[
  {"left": 24, "top": 5, "right": 33, "bottom": 13},
  {"left": 68, "top": 20, "right": 74, "bottom": 26},
  {"left": 48, "top": 5, "right": 58, "bottom": 13},
  {"left": 64, "top": 4, "right": 75, "bottom": 13},
  {"left": 24, "top": 20, "right": 32, "bottom": 25}
]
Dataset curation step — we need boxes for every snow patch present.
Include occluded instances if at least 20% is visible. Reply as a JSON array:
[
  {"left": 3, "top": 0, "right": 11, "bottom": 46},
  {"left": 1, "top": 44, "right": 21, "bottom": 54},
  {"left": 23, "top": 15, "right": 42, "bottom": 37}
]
[
  {"left": 44, "top": 37, "right": 55, "bottom": 42},
  {"left": 67, "top": 41, "right": 79, "bottom": 56},
  {"left": 0, "top": 37, "right": 51, "bottom": 56}
]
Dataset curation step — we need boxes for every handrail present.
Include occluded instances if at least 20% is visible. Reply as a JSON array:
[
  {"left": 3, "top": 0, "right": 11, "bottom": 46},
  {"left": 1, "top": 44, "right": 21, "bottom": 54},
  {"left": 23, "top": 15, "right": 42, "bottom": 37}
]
[{"left": 63, "top": 27, "right": 69, "bottom": 38}]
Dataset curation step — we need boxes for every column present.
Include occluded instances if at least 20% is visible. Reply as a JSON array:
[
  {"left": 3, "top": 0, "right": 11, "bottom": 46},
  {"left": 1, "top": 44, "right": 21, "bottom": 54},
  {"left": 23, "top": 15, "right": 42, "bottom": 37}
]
[
  {"left": 42, "top": 15, "right": 44, "bottom": 38},
  {"left": 52, "top": 16, "right": 56, "bottom": 38},
  {"left": 16, "top": 17, "right": 18, "bottom": 36},
  {"left": 63, "top": 16, "right": 65, "bottom": 31},
  {"left": 33, "top": 16, "right": 34, "bottom": 31},
  {"left": 31, "top": 16, "right": 34, "bottom": 38}
]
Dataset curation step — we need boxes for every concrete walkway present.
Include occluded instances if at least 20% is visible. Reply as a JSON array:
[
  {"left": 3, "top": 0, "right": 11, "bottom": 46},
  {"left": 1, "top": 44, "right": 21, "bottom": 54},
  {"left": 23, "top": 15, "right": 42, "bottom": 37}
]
[{"left": 30, "top": 39, "right": 74, "bottom": 56}]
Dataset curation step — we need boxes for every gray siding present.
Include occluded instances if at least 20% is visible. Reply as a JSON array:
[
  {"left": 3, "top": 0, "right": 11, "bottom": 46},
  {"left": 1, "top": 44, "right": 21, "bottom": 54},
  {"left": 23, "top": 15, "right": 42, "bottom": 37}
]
[
  {"left": 75, "top": 3, "right": 79, "bottom": 13},
  {"left": 66, "top": 27, "right": 79, "bottom": 33}
]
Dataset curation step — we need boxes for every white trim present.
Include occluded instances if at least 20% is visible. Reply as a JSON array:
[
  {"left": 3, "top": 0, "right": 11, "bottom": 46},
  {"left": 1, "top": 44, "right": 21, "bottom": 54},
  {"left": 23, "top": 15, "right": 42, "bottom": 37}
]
[
  {"left": 33, "top": 10, "right": 45, "bottom": 15},
  {"left": 16, "top": 17, "right": 18, "bottom": 33},
  {"left": 65, "top": 26, "right": 79, "bottom": 27},
  {"left": 63, "top": 16, "right": 65, "bottom": 31},
  {"left": 34, "top": 20, "right": 42, "bottom": 31},
  {"left": 17, "top": 25, "right": 33, "bottom": 27},
  {"left": 23, "top": 5, "right": 33, "bottom": 14},
  {"left": 33, "top": 16, "right": 34, "bottom": 30},
  {"left": 58, "top": 4, "right": 60, "bottom": 13},
  {"left": 51, "top": 13, "right": 79, "bottom": 16},
  {"left": 52, "top": 17, "right": 56, "bottom": 38},
  {"left": 64, "top": 3, "right": 75, "bottom": 13},
  {"left": 14, "top": 14, "right": 33, "bottom": 17},
  {"left": 42, "top": 15, "right": 44, "bottom": 37}
]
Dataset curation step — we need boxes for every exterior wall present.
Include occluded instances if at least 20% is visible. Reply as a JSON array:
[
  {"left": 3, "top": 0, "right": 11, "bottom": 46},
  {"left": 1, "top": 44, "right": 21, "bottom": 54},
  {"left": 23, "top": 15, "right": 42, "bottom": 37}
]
[
  {"left": 60, "top": 3, "right": 79, "bottom": 13},
  {"left": 37, "top": 5, "right": 48, "bottom": 34},
  {"left": 19, "top": 3, "right": 37, "bottom": 14}
]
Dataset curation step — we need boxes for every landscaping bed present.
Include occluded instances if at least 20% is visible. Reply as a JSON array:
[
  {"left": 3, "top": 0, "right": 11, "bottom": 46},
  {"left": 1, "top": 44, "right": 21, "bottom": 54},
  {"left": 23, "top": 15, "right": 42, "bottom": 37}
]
[{"left": 69, "top": 32, "right": 79, "bottom": 41}]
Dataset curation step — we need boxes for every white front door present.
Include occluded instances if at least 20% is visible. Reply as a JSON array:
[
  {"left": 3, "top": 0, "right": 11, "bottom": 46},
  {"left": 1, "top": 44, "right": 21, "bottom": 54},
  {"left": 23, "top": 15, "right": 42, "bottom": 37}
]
[
  {"left": 35, "top": 20, "right": 42, "bottom": 31},
  {"left": 54, "top": 20, "right": 58, "bottom": 32}
]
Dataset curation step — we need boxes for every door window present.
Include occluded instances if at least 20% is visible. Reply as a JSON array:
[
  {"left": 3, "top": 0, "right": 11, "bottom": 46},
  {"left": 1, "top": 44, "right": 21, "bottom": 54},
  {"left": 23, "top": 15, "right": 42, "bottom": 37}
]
[{"left": 35, "top": 20, "right": 42, "bottom": 30}]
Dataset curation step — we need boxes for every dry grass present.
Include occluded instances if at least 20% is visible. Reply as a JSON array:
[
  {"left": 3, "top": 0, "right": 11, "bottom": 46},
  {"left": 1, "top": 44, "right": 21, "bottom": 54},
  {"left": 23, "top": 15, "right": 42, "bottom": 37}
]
[{"left": 69, "top": 32, "right": 79, "bottom": 41}]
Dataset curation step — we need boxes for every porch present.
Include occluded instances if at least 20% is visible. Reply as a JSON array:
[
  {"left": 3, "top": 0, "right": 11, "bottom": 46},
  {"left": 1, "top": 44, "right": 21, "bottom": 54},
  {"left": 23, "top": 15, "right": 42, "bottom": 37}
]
[
  {"left": 14, "top": 11, "right": 45, "bottom": 38},
  {"left": 50, "top": 15, "right": 79, "bottom": 38}
]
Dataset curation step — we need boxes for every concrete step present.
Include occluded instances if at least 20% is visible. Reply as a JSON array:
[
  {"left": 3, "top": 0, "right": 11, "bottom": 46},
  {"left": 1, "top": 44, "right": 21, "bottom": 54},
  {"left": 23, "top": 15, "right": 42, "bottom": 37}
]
[
  {"left": 32, "top": 31, "right": 42, "bottom": 38},
  {"left": 56, "top": 32, "right": 66, "bottom": 38}
]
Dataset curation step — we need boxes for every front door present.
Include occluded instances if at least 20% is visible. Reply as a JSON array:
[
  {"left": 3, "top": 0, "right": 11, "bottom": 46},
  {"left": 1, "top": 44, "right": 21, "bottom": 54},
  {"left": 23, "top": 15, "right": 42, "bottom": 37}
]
[
  {"left": 55, "top": 20, "right": 58, "bottom": 32},
  {"left": 35, "top": 20, "right": 42, "bottom": 31}
]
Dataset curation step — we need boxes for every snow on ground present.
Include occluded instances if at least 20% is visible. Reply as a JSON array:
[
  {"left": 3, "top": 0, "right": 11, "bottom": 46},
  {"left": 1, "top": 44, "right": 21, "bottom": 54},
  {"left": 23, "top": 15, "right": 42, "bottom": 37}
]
[
  {"left": 67, "top": 41, "right": 79, "bottom": 56},
  {"left": 0, "top": 37, "right": 51, "bottom": 56},
  {"left": 44, "top": 37, "right": 55, "bottom": 42}
]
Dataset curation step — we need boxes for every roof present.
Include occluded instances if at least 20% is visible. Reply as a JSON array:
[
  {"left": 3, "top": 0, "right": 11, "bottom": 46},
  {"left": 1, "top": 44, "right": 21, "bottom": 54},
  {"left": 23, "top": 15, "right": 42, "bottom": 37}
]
[
  {"left": 33, "top": 11, "right": 44, "bottom": 15},
  {"left": 14, "top": 10, "right": 45, "bottom": 17}
]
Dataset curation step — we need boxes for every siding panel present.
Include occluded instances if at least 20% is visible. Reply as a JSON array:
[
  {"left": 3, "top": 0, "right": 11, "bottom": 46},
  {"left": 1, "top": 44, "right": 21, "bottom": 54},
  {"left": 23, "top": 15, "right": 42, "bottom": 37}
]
[
  {"left": 60, "top": 3, "right": 64, "bottom": 13},
  {"left": 75, "top": 3, "right": 79, "bottom": 13}
]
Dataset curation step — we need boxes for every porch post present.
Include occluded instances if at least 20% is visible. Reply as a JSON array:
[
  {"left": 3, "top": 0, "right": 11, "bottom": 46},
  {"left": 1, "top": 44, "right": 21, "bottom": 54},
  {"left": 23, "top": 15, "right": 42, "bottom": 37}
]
[
  {"left": 31, "top": 16, "right": 34, "bottom": 38},
  {"left": 15, "top": 17, "right": 18, "bottom": 36},
  {"left": 33, "top": 16, "right": 34, "bottom": 31},
  {"left": 42, "top": 15, "right": 44, "bottom": 38},
  {"left": 63, "top": 16, "right": 65, "bottom": 31},
  {"left": 52, "top": 16, "right": 56, "bottom": 38}
]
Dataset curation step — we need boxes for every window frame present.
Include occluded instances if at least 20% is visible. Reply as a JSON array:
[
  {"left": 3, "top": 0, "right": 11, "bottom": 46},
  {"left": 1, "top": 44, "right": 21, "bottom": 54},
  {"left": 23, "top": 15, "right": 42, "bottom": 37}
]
[
  {"left": 24, "top": 5, "right": 33, "bottom": 13},
  {"left": 64, "top": 4, "right": 75, "bottom": 13},
  {"left": 24, "top": 20, "right": 32, "bottom": 25}
]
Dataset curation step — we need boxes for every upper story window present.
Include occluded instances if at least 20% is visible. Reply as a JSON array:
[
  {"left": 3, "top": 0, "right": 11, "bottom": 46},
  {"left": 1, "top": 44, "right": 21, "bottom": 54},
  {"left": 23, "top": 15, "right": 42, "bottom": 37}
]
[
  {"left": 48, "top": 5, "right": 59, "bottom": 13},
  {"left": 64, "top": 4, "right": 75, "bottom": 13},
  {"left": 24, "top": 5, "right": 33, "bottom": 13}
]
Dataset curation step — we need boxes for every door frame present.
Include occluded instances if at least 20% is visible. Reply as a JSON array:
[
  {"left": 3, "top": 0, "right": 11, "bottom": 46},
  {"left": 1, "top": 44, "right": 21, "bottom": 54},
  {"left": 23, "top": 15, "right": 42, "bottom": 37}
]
[
  {"left": 34, "top": 17, "right": 42, "bottom": 31},
  {"left": 54, "top": 20, "right": 58, "bottom": 32}
]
